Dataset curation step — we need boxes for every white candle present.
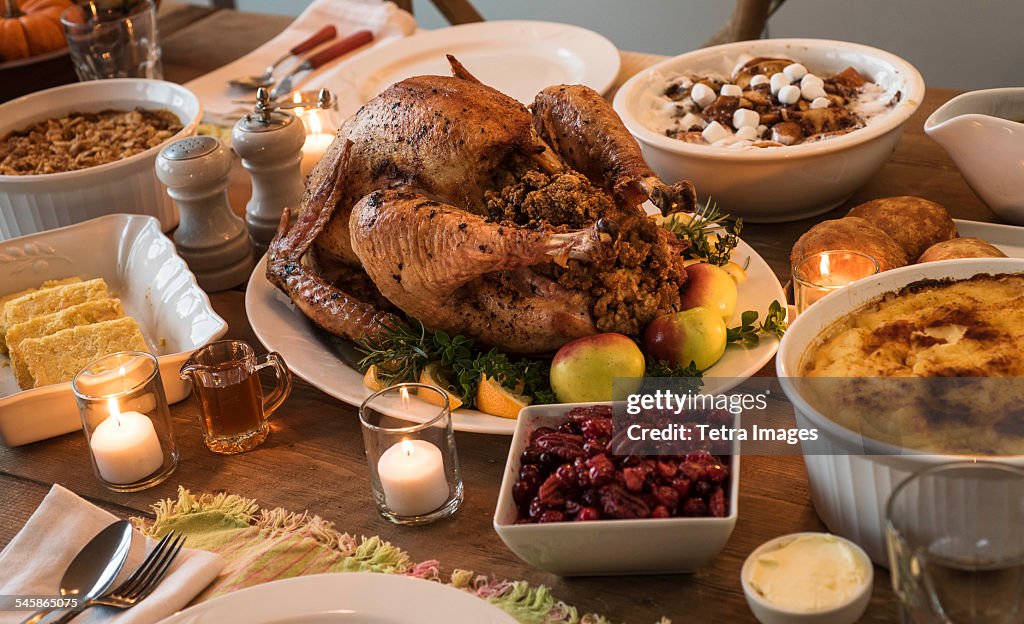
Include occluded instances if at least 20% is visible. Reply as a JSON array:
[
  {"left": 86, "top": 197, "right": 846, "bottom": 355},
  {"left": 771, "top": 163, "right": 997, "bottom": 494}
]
[
  {"left": 90, "top": 400, "right": 164, "bottom": 484},
  {"left": 300, "top": 132, "right": 334, "bottom": 178},
  {"left": 377, "top": 439, "right": 450, "bottom": 516}
]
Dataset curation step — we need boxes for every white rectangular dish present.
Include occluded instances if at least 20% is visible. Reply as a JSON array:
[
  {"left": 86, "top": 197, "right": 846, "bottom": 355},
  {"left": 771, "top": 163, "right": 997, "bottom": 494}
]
[
  {"left": 0, "top": 214, "right": 227, "bottom": 446},
  {"left": 493, "top": 402, "right": 739, "bottom": 576}
]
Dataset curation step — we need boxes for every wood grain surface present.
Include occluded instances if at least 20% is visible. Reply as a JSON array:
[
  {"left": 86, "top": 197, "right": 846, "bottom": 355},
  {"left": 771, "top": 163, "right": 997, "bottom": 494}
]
[{"left": 0, "top": 5, "right": 1001, "bottom": 623}]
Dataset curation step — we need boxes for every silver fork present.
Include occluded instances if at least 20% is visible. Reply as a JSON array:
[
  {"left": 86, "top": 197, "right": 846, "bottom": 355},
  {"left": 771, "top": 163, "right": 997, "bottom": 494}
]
[{"left": 51, "top": 532, "right": 186, "bottom": 624}]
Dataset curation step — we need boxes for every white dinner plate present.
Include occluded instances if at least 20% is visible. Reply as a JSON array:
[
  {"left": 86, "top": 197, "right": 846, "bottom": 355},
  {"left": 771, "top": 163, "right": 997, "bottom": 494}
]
[
  {"left": 326, "top": 21, "right": 620, "bottom": 115},
  {"left": 245, "top": 227, "right": 785, "bottom": 435},
  {"left": 157, "top": 573, "right": 516, "bottom": 624}
]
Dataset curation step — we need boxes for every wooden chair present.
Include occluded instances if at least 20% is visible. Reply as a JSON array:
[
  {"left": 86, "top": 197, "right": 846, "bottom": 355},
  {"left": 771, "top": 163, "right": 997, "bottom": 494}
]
[{"left": 389, "top": 0, "right": 482, "bottom": 25}]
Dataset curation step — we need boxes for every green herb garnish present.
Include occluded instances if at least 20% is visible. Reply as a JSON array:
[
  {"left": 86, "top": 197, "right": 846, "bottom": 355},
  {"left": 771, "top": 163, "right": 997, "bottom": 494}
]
[
  {"left": 727, "top": 300, "right": 788, "bottom": 346},
  {"left": 660, "top": 200, "right": 743, "bottom": 266}
]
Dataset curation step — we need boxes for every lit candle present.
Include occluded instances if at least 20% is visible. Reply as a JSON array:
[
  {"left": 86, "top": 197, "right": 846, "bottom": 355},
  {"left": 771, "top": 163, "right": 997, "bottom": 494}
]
[
  {"left": 377, "top": 439, "right": 450, "bottom": 516},
  {"left": 90, "top": 399, "right": 164, "bottom": 484},
  {"left": 295, "top": 94, "right": 336, "bottom": 178},
  {"left": 793, "top": 250, "right": 879, "bottom": 314}
]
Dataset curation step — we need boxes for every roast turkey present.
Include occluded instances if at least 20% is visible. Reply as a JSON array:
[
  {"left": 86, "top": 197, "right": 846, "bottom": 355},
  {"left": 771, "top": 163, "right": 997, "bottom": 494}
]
[{"left": 267, "top": 57, "right": 698, "bottom": 354}]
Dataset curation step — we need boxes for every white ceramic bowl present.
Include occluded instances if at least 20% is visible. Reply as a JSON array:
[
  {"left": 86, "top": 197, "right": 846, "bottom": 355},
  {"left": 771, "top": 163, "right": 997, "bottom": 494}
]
[
  {"left": 776, "top": 257, "right": 1024, "bottom": 564},
  {"left": 613, "top": 39, "right": 924, "bottom": 222},
  {"left": 741, "top": 532, "right": 872, "bottom": 624},
  {"left": 0, "top": 214, "right": 228, "bottom": 446},
  {"left": 925, "top": 88, "right": 1024, "bottom": 225},
  {"left": 0, "top": 79, "right": 201, "bottom": 240},
  {"left": 492, "top": 402, "right": 739, "bottom": 576}
]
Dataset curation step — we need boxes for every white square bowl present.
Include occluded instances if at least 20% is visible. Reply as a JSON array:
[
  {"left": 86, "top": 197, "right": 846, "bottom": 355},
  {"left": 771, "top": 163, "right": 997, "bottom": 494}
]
[
  {"left": 0, "top": 214, "right": 227, "bottom": 446},
  {"left": 493, "top": 402, "right": 739, "bottom": 576}
]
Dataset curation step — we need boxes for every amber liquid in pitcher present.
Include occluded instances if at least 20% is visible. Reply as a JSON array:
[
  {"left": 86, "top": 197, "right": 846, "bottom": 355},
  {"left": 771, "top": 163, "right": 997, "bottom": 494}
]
[{"left": 194, "top": 369, "right": 268, "bottom": 453}]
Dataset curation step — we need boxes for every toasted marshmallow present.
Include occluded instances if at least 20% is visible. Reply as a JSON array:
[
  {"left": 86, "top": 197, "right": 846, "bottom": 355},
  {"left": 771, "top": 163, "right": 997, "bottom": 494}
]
[
  {"left": 679, "top": 112, "right": 705, "bottom": 130},
  {"left": 801, "top": 81, "right": 827, "bottom": 101},
  {"left": 810, "top": 97, "right": 831, "bottom": 109},
  {"left": 783, "top": 63, "right": 808, "bottom": 81},
  {"left": 735, "top": 125, "right": 760, "bottom": 141},
  {"left": 800, "top": 73, "right": 825, "bottom": 89},
  {"left": 749, "top": 74, "right": 770, "bottom": 88},
  {"left": 732, "top": 108, "right": 760, "bottom": 129},
  {"left": 690, "top": 83, "right": 716, "bottom": 108},
  {"left": 778, "top": 85, "right": 801, "bottom": 105},
  {"left": 770, "top": 72, "right": 791, "bottom": 95},
  {"left": 701, "top": 120, "right": 730, "bottom": 144},
  {"left": 720, "top": 84, "right": 743, "bottom": 98}
]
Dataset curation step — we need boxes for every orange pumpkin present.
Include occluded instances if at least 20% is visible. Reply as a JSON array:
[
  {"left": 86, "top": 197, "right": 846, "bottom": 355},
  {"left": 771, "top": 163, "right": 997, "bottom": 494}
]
[{"left": 0, "top": 0, "right": 74, "bottom": 63}]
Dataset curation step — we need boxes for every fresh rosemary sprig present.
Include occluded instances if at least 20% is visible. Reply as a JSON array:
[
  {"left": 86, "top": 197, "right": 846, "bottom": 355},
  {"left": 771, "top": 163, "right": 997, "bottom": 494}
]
[
  {"left": 660, "top": 201, "right": 743, "bottom": 267},
  {"left": 726, "top": 300, "right": 788, "bottom": 346}
]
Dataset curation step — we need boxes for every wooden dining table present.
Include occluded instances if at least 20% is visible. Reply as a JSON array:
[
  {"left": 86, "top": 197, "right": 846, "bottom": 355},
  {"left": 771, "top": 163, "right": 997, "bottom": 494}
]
[{"left": 0, "top": 4, "right": 1001, "bottom": 623}]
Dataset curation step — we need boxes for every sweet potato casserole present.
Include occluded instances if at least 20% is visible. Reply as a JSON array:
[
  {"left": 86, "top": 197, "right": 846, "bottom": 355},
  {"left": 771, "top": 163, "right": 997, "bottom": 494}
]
[
  {"left": 0, "top": 108, "right": 183, "bottom": 175},
  {"left": 800, "top": 273, "right": 1024, "bottom": 454}
]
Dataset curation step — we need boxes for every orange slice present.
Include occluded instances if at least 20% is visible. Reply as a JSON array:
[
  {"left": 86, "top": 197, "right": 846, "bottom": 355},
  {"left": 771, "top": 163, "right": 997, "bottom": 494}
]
[
  {"left": 418, "top": 361, "right": 464, "bottom": 410},
  {"left": 475, "top": 374, "right": 531, "bottom": 419}
]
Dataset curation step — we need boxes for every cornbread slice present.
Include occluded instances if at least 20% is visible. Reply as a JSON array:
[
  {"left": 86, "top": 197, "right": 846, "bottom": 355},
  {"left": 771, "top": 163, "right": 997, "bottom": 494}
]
[
  {"left": 1, "top": 278, "right": 109, "bottom": 351},
  {"left": 7, "top": 298, "right": 126, "bottom": 389},
  {"left": 17, "top": 317, "right": 148, "bottom": 389},
  {"left": 0, "top": 277, "right": 82, "bottom": 353}
]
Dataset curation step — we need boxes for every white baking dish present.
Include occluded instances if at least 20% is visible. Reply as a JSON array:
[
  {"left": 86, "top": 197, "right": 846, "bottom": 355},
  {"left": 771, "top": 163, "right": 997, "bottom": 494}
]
[
  {"left": 777, "top": 257, "right": 1024, "bottom": 564},
  {"left": 0, "top": 79, "right": 201, "bottom": 240},
  {"left": 493, "top": 402, "right": 739, "bottom": 575},
  {"left": 0, "top": 214, "right": 227, "bottom": 446}
]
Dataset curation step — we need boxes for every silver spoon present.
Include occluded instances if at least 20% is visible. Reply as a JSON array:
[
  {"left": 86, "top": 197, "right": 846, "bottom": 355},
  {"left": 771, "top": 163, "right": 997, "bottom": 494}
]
[
  {"left": 20, "top": 520, "right": 133, "bottom": 624},
  {"left": 229, "top": 25, "right": 338, "bottom": 90}
]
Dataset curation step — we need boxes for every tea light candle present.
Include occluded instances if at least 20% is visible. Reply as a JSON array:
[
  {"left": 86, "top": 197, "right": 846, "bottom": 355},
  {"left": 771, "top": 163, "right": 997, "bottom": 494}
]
[
  {"left": 793, "top": 250, "right": 879, "bottom": 314},
  {"left": 377, "top": 439, "right": 450, "bottom": 517},
  {"left": 90, "top": 400, "right": 164, "bottom": 485},
  {"left": 295, "top": 98, "right": 337, "bottom": 178}
]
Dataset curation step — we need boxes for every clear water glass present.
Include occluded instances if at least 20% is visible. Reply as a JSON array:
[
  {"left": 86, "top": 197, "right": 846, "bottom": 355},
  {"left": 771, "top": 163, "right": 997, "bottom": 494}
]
[
  {"left": 61, "top": 0, "right": 162, "bottom": 81},
  {"left": 887, "top": 462, "right": 1024, "bottom": 623}
]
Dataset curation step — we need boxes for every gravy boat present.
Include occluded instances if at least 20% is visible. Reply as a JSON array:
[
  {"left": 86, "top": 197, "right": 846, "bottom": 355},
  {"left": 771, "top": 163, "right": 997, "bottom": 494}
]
[{"left": 924, "top": 87, "right": 1024, "bottom": 224}]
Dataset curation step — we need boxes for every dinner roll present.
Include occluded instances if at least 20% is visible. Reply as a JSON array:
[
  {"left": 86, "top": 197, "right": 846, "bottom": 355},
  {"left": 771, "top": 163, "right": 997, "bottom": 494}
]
[
  {"left": 918, "top": 237, "right": 1007, "bottom": 263},
  {"left": 790, "top": 217, "right": 909, "bottom": 273},
  {"left": 847, "top": 196, "right": 958, "bottom": 260}
]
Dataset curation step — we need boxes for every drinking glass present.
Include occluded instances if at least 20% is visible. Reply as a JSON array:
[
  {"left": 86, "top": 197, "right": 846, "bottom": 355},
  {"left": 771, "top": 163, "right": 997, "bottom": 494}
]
[
  {"left": 72, "top": 351, "right": 177, "bottom": 492},
  {"left": 887, "top": 462, "right": 1024, "bottom": 624},
  {"left": 179, "top": 340, "right": 291, "bottom": 455},
  {"left": 61, "top": 0, "right": 162, "bottom": 80},
  {"left": 359, "top": 383, "right": 463, "bottom": 525},
  {"left": 793, "top": 250, "right": 879, "bottom": 314}
]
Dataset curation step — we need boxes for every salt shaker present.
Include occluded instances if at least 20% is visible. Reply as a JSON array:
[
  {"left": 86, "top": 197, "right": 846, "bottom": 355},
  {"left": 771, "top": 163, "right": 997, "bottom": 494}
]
[
  {"left": 232, "top": 88, "right": 307, "bottom": 257},
  {"left": 155, "top": 136, "right": 254, "bottom": 292}
]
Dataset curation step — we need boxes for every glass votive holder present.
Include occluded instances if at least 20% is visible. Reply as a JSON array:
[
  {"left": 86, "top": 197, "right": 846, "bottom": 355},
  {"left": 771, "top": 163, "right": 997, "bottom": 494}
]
[
  {"left": 793, "top": 250, "right": 880, "bottom": 314},
  {"left": 72, "top": 351, "right": 178, "bottom": 492},
  {"left": 359, "top": 383, "right": 463, "bottom": 526},
  {"left": 61, "top": 0, "right": 163, "bottom": 81}
]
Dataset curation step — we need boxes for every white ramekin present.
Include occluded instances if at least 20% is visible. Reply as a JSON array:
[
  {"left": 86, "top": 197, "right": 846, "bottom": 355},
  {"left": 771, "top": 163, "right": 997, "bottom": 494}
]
[
  {"left": 0, "top": 79, "right": 201, "bottom": 240},
  {"left": 612, "top": 39, "right": 925, "bottom": 223},
  {"left": 741, "top": 532, "right": 873, "bottom": 624},
  {"left": 776, "top": 257, "right": 1024, "bottom": 564}
]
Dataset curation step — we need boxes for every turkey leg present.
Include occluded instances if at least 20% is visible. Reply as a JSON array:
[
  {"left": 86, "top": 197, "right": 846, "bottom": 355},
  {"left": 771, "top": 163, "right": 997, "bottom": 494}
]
[{"left": 531, "top": 84, "right": 697, "bottom": 214}]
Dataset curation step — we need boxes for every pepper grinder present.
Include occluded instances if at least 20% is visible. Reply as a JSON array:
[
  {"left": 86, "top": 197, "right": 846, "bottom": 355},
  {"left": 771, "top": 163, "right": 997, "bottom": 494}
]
[
  {"left": 232, "top": 88, "right": 309, "bottom": 257},
  {"left": 155, "top": 136, "right": 254, "bottom": 292}
]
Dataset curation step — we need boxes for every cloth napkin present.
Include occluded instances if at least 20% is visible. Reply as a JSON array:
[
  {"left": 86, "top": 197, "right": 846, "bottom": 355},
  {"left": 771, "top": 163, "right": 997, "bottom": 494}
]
[
  {"left": 186, "top": 0, "right": 417, "bottom": 123},
  {"left": 0, "top": 485, "right": 224, "bottom": 624}
]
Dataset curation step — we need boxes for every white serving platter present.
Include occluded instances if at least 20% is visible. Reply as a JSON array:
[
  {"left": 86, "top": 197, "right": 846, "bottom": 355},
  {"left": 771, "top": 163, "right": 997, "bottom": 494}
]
[
  {"left": 0, "top": 215, "right": 227, "bottom": 446},
  {"left": 327, "top": 21, "right": 621, "bottom": 115},
  {"left": 245, "top": 229, "right": 785, "bottom": 436},
  {"left": 157, "top": 573, "right": 515, "bottom": 624}
]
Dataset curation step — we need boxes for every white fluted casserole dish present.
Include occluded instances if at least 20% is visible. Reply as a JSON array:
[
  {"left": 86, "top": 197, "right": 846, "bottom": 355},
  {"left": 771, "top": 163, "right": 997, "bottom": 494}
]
[
  {"left": 777, "top": 257, "right": 1024, "bottom": 565},
  {"left": 0, "top": 79, "right": 201, "bottom": 240}
]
